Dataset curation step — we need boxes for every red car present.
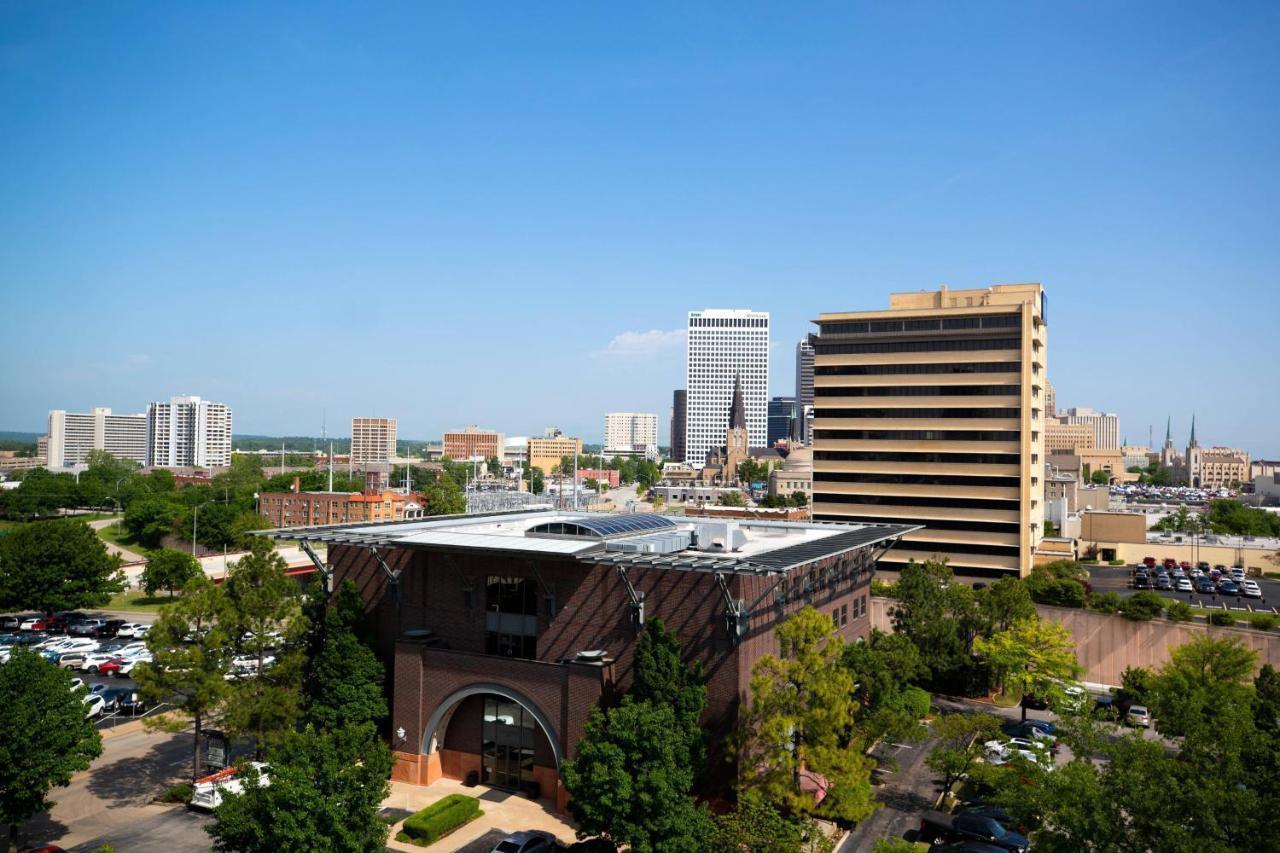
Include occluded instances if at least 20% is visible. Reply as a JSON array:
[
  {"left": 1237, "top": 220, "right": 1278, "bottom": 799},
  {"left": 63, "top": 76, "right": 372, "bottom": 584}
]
[
  {"left": 1142, "top": 556, "right": 1156, "bottom": 568},
  {"left": 1163, "top": 558, "right": 1178, "bottom": 569},
  {"left": 95, "top": 657, "right": 127, "bottom": 677},
  {"left": 1180, "top": 561, "right": 1192, "bottom": 571}
]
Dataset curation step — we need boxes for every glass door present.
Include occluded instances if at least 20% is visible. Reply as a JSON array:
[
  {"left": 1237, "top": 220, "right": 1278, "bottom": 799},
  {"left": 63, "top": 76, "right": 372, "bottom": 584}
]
[{"left": 481, "top": 696, "right": 537, "bottom": 790}]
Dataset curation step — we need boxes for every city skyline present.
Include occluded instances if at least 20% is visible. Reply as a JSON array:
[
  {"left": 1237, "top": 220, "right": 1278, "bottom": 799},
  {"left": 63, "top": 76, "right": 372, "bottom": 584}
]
[{"left": 2, "top": 4, "right": 1278, "bottom": 456}]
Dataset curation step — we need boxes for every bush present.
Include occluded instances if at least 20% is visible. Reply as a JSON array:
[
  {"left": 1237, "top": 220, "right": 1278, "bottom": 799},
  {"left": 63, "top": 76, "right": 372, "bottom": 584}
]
[
  {"left": 160, "top": 783, "right": 193, "bottom": 804},
  {"left": 1165, "top": 600, "right": 1193, "bottom": 623},
  {"left": 1207, "top": 612, "right": 1236, "bottom": 627},
  {"left": 901, "top": 685, "right": 932, "bottom": 719},
  {"left": 1119, "top": 592, "right": 1166, "bottom": 621},
  {"left": 1089, "top": 591, "right": 1122, "bottom": 613},
  {"left": 1248, "top": 613, "right": 1278, "bottom": 631},
  {"left": 1026, "top": 576, "right": 1085, "bottom": 608},
  {"left": 397, "top": 795, "right": 482, "bottom": 846},
  {"left": 1081, "top": 559, "right": 1099, "bottom": 565},
  {"left": 870, "top": 579, "right": 897, "bottom": 598},
  {"left": 1108, "top": 560, "right": 1126, "bottom": 566}
]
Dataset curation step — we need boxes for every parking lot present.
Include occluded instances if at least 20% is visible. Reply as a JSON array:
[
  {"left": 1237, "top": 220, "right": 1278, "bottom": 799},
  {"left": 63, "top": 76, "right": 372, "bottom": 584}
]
[{"left": 1087, "top": 564, "right": 1280, "bottom": 612}]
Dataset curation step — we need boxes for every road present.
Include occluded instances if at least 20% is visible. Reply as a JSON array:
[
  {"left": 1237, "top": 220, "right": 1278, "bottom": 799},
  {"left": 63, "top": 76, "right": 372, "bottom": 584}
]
[{"left": 7, "top": 721, "right": 214, "bottom": 853}]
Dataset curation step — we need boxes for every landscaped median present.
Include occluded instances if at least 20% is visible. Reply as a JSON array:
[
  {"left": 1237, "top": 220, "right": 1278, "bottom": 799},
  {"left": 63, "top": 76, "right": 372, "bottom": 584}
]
[{"left": 395, "top": 794, "right": 483, "bottom": 847}]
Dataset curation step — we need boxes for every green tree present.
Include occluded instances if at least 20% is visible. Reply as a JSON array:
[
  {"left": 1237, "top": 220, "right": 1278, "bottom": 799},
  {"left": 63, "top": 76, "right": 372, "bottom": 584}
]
[
  {"left": 709, "top": 796, "right": 832, "bottom": 853},
  {"left": 1118, "top": 591, "right": 1166, "bottom": 621},
  {"left": 0, "top": 648, "right": 103, "bottom": 853},
  {"left": 977, "top": 576, "right": 1036, "bottom": 633},
  {"left": 739, "top": 607, "right": 876, "bottom": 823},
  {"left": 790, "top": 490, "right": 809, "bottom": 507},
  {"left": 717, "top": 490, "right": 746, "bottom": 507},
  {"left": 135, "top": 574, "right": 233, "bottom": 781},
  {"left": 303, "top": 581, "right": 386, "bottom": 731},
  {"left": 924, "top": 712, "right": 1003, "bottom": 794},
  {"left": 486, "top": 456, "right": 503, "bottom": 478},
  {"left": 1025, "top": 576, "right": 1086, "bottom": 608},
  {"left": 872, "top": 840, "right": 922, "bottom": 853},
  {"left": 973, "top": 617, "right": 1081, "bottom": 720},
  {"left": 0, "top": 518, "right": 123, "bottom": 612},
  {"left": 1089, "top": 469, "right": 1110, "bottom": 485},
  {"left": 840, "top": 629, "right": 930, "bottom": 745},
  {"left": 1113, "top": 666, "right": 1155, "bottom": 710},
  {"left": 524, "top": 466, "right": 546, "bottom": 495},
  {"left": 890, "top": 560, "right": 980, "bottom": 687},
  {"left": 563, "top": 700, "right": 711, "bottom": 853},
  {"left": 629, "top": 619, "right": 706, "bottom": 775},
  {"left": 123, "top": 497, "right": 182, "bottom": 546},
  {"left": 141, "top": 548, "right": 201, "bottom": 597},
  {"left": 207, "top": 724, "right": 393, "bottom": 853},
  {"left": 222, "top": 540, "right": 307, "bottom": 757},
  {"left": 422, "top": 474, "right": 465, "bottom": 515},
  {"left": 1149, "top": 635, "right": 1256, "bottom": 740}
]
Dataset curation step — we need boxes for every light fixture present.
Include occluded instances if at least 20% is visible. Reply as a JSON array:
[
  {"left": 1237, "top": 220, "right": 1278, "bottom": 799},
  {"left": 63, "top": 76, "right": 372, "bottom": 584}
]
[{"left": 396, "top": 727, "right": 406, "bottom": 742}]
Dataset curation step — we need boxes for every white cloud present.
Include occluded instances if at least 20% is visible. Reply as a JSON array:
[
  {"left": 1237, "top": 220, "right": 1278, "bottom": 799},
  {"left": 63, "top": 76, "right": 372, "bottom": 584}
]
[{"left": 595, "top": 328, "right": 686, "bottom": 359}]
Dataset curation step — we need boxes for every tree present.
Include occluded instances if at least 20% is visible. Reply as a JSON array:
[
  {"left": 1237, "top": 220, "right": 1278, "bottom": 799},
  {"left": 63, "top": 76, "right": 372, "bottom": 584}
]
[
  {"left": 1089, "top": 469, "right": 1110, "bottom": 485},
  {"left": 717, "top": 490, "right": 746, "bottom": 507},
  {"left": 524, "top": 466, "right": 546, "bottom": 495},
  {"left": 925, "top": 712, "right": 1003, "bottom": 794},
  {"left": 977, "top": 576, "right": 1036, "bottom": 633},
  {"left": 486, "top": 456, "right": 503, "bottom": 478},
  {"left": 563, "top": 700, "right": 712, "bottom": 853},
  {"left": 841, "top": 629, "right": 930, "bottom": 746},
  {"left": 1025, "top": 576, "right": 1085, "bottom": 608},
  {"left": 0, "top": 518, "right": 123, "bottom": 612},
  {"left": 1117, "top": 591, "right": 1165, "bottom": 621},
  {"left": 207, "top": 724, "right": 393, "bottom": 853},
  {"left": 790, "top": 491, "right": 808, "bottom": 507},
  {"left": 1113, "top": 666, "right": 1155, "bottom": 711},
  {"left": 304, "top": 581, "right": 386, "bottom": 731},
  {"left": 141, "top": 548, "right": 201, "bottom": 597},
  {"left": 0, "top": 649, "right": 103, "bottom": 853},
  {"left": 629, "top": 619, "right": 706, "bottom": 776},
  {"left": 973, "top": 617, "right": 1080, "bottom": 720},
  {"left": 222, "top": 539, "right": 307, "bottom": 757},
  {"left": 422, "top": 475, "right": 465, "bottom": 515},
  {"left": 1149, "top": 635, "right": 1256, "bottom": 740},
  {"left": 123, "top": 496, "right": 182, "bottom": 546},
  {"left": 136, "top": 574, "right": 233, "bottom": 781},
  {"left": 739, "top": 607, "right": 877, "bottom": 823},
  {"left": 890, "top": 560, "right": 980, "bottom": 688}
]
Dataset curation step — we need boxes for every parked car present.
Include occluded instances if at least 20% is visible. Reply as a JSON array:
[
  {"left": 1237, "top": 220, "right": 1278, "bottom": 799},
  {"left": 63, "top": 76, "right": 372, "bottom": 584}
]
[
  {"left": 1155, "top": 576, "right": 1172, "bottom": 591},
  {"left": 93, "top": 620, "right": 128, "bottom": 639},
  {"left": 1210, "top": 567, "right": 1223, "bottom": 580},
  {"left": 51, "top": 650, "right": 89, "bottom": 669},
  {"left": 95, "top": 657, "right": 128, "bottom": 677},
  {"left": 83, "top": 693, "right": 105, "bottom": 719},
  {"left": 115, "top": 623, "right": 149, "bottom": 639},
  {"left": 1197, "top": 561, "right": 1211, "bottom": 572},
  {"left": 68, "top": 619, "right": 106, "bottom": 636},
  {"left": 68, "top": 678, "right": 84, "bottom": 693},
  {"left": 81, "top": 651, "right": 126, "bottom": 673},
  {"left": 1142, "top": 556, "right": 1157, "bottom": 568},
  {"left": 1134, "top": 575, "right": 1151, "bottom": 590},
  {"left": 118, "top": 652, "right": 153, "bottom": 677},
  {"left": 928, "top": 843, "right": 1010, "bottom": 853},
  {"left": 1196, "top": 577, "right": 1216, "bottom": 594},
  {"left": 1218, "top": 580, "right": 1240, "bottom": 596},
  {"left": 189, "top": 763, "right": 270, "bottom": 810},
  {"left": 96, "top": 686, "right": 145, "bottom": 714},
  {"left": 19, "top": 617, "right": 51, "bottom": 631},
  {"left": 490, "top": 831, "right": 557, "bottom": 853},
  {"left": 0, "top": 616, "right": 21, "bottom": 630},
  {"left": 919, "top": 811, "right": 1030, "bottom": 851},
  {"left": 1242, "top": 580, "right": 1263, "bottom": 599},
  {"left": 1162, "top": 558, "right": 1178, "bottom": 569},
  {"left": 1176, "top": 578, "right": 1194, "bottom": 593},
  {"left": 1127, "top": 705, "right": 1151, "bottom": 728},
  {"left": 1230, "top": 568, "right": 1246, "bottom": 584}
]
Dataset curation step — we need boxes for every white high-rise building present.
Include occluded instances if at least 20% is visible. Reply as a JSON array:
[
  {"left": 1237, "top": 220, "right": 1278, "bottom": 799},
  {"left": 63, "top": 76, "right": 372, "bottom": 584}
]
[
  {"left": 351, "top": 417, "right": 397, "bottom": 467},
  {"left": 684, "top": 308, "right": 770, "bottom": 464},
  {"left": 47, "top": 407, "right": 148, "bottom": 469},
  {"left": 604, "top": 413, "right": 659, "bottom": 454},
  {"left": 1060, "top": 407, "right": 1120, "bottom": 450},
  {"left": 146, "top": 396, "right": 233, "bottom": 468}
]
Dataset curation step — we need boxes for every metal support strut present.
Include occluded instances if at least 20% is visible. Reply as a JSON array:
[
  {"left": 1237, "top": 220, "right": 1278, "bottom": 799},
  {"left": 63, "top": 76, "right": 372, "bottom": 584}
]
[
  {"left": 298, "top": 540, "right": 333, "bottom": 593},
  {"left": 615, "top": 566, "right": 646, "bottom": 630},
  {"left": 369, "top": 546, "right": 403, "bottom": 607},
  {"left": 715, "top": 572, "right": 750, "bottom": 645}
]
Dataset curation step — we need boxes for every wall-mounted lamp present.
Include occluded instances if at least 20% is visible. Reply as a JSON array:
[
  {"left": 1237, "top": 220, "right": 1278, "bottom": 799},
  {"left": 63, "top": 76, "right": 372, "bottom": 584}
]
[{"left": 396, "top": 726, "right": 406, "bottom": 742}]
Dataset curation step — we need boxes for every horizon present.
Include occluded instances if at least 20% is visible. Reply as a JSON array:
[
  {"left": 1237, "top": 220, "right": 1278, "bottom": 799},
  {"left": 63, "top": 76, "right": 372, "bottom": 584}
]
[{"left": 3, "top": 3, "right": 1278, "bottom": 456}]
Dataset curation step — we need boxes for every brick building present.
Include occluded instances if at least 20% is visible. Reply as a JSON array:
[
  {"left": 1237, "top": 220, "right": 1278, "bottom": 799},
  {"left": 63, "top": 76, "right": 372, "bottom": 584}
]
[
  {"left": 258, "top": 482, "right": 425, "bottom": 528},
  {"left": 443, "top": 426, "right": 505, "bottom": 462},
  {"left": 269, "top": 510, "right": 914, "bottom": 809}
]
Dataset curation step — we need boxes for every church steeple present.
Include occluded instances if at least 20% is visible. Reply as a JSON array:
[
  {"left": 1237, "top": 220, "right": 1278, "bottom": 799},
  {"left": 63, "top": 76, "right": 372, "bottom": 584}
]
[
  {"left": 728, "top": 372, "right": 746, "bottom": 431},
  {"left": 1165, "top": 415, "right": 1171, "bottom": 444},
  {"left": 1189, "top": 413, "right": 1198, "bottom": 448}
]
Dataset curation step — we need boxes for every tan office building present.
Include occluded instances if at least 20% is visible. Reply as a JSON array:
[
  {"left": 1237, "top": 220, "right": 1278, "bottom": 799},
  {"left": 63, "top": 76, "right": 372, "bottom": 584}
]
[
  {"left": 1046, "top": 420, "right": 1094, "bottom": 454},
  {"left": 527, "top": 435, "right": 583, "bottom": 475},
  {"left": 443, "top": 426, "right": 505, "bottom": 462},
  {"left": 811, "top": 283, "right": 1047, "bottom": 578},
  {"left": 351, "top": 418, "right": 397, "bottom": 467}
]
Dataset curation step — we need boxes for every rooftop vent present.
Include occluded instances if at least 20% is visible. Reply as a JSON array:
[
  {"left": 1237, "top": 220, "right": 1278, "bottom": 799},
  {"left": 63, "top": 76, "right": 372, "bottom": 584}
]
[{"left": 693, "top": 521, "right": 746, "bottom": 553}]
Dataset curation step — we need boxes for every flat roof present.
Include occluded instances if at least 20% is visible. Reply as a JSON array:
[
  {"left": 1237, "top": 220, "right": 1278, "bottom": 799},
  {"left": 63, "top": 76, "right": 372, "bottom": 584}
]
[{"left": 264, "top": 510, "right": 919, "bottom": 576}]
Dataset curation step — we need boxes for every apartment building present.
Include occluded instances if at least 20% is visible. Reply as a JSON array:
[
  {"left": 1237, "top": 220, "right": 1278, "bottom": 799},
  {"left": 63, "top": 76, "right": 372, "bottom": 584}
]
[
  {"left": 603, "top": 413, "right": 658, "bottom": 454},
  {"left": 146, "top": 396, "right": 232, "bottom": 468},
  {"left": 351, "top": 418, "right": 397, "bottom": 467},
  {"left": 811, "top": 283, "right": 1048, "bottom": 578},
  {"left": 527, "top": 432, "right": 583, "bottom": 475},
  {"left": 443, "top": 426, "right": 505, "bottom": 462},
  {"left": 1059, "top": 407, "right": 1119, "bottom": 450},
  {"left": 1046, "top": 420, "right": 1095, "bottom": 454},
  {"left": 47, "top": 407, "right": 148, "bottom": 469},
  {"left": 685, "top": 309, "right": 769, "bottom": 463}
]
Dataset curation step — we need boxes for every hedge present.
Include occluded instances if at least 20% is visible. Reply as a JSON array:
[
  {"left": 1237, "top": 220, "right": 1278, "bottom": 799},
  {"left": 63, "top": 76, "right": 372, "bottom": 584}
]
[
  {"left": 1108, "top": 560, "right": 1127, "bottom": 566},
  {"left": 1248, "top": 613, "right": 1278, "bottom": 631},
  {"left": 397, "top": 794, "right": 482, "bottom": 846},
  {"left": 1207, "top": 612, "right": 1236, "bottom": 627}
]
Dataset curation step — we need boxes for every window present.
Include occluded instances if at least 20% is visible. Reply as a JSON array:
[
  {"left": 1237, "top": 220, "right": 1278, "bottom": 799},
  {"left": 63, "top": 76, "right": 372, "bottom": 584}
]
[
  {"left": 840, "top": 604, "right": 849, "bottom": 626},
  {"left": 485, "top": 576, "right": 538, "bottom": 659}
]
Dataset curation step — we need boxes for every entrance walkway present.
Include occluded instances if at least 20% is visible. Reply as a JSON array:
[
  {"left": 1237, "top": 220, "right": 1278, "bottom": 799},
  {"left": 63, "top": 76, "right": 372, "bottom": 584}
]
[{"left": 382, "top": 778, "right": 578, "bottom": 852}]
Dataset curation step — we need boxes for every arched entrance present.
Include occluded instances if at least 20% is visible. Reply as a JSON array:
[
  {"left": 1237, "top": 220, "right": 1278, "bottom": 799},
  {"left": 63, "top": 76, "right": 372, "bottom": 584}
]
[{"left": 421, "top": 684, "right": 562, "bottom": 794}]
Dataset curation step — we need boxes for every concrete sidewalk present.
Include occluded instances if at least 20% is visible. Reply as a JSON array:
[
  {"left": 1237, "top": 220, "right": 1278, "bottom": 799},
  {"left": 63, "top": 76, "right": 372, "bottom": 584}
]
[{"left": 382, "top": 779, "right": 577, "bottom": 852}]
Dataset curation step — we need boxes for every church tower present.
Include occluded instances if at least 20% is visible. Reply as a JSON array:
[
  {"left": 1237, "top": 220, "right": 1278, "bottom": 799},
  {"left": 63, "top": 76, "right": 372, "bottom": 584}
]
[
  {"left": 1159, "top": 415, "right": 1179, "bottom": 471},
  {"left": 1186, "top": 413, "right": 1202, "bottom": 488},
  {"left": 725, "top": 373, "right": 749, "bottom": 484}
]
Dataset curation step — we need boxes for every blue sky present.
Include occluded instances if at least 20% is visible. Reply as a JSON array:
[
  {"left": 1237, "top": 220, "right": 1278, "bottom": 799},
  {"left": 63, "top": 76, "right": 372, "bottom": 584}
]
[{"left": 2, "top": 2, "right": 1277, "bottom": 455}]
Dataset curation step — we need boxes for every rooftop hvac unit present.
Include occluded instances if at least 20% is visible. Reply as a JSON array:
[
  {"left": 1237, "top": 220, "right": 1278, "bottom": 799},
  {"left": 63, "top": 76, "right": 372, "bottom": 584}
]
[
  {"left": 605, "top": 530, "right": 692, "bottom": 555},
  {"left": 693, "top": 521, "right": 746, "bottom": 553}
]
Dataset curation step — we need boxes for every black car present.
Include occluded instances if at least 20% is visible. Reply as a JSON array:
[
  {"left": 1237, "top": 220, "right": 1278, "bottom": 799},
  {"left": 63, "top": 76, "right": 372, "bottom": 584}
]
[
  {"left": 1218, "top": 580, "right": 1240, "bottom": 595},
  {"left": 929, "top": 843, "right": 1010, "bottom": 853},
  {"left": 956, "top": 804, "right": 1018, "bottom": 826},
  {"left": 1196, "top": 578, "right": 1216, "bottom": 594},
  {"left": 1134, "top": 575, "right": 1151, "bottom": 589},
  {"left": 96, "top": 687, "right": 147, "bottom": 714},
  {"left": 93, "top": 620, "right": 128, "bottom": 639},
  {"left": 920, "top": 811, "right": 1029, "bottom": 852}
]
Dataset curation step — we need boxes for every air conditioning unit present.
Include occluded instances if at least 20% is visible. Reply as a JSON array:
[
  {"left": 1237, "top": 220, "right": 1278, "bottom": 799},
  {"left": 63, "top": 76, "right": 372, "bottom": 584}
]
[{"left": 693, "top": 521, "right": 746, "bottom": 553}]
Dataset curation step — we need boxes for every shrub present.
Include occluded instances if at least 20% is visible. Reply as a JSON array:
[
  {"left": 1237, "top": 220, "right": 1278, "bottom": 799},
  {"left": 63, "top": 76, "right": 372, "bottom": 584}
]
[
  {"left": 1207, "top": 612, "right": 1236, "bottom": 627},
  {"left": 1119, "top": 592, "right": 1166, "bottom": 621},
  {"left": 1165, "top": 600, "right": 1193, "bottom": 623},
  {"left": 1108, "top": 559, "right": 1127, "bottom": 566},
  {"left": 160, "top": 783, "right": 193, "bottom": 804},
  {"left": 901, "top": 685, "right": 932, "bottom": 719},
  {"left": 1248, "top": 613, "right": 1278, "bottom": 631},
  {"left": 1026, "top": 576, "right": 1085, "bottom": 608},
  {"left": 870, "top": 579, "right": 897, "bottom": 598},
  {"left": 1089, "top": 591, "right": 1122, "bottom": 613},
  {"left": 397, "top": 795, "right": 482, "bottom": 846}
]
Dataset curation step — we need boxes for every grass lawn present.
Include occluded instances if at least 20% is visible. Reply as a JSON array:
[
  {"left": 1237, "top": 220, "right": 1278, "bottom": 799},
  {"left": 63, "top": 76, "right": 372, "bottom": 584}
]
[
  {"left": 103, "top": 589, "right": 179, "bottom": 613},
  {"left": 68, "top": 511, "right": 124, "bottom": 523},
  {"left": 97, "top": 521, "right": 147, "bottom": 552}
]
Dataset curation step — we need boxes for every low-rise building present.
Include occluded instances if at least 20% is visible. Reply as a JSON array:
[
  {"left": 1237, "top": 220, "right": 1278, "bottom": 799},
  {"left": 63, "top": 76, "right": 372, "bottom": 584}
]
[
  {"left": 768, "top": 445, "right": 812, "bottom": 503},
  {"left": 527, "top": 431, "right": 583, "bottom": 476},
  {"left": 575, "top": 468, "right": 620, "bottom": 488},
  {"left": 443, "top": 426, "right": 505, "bottom": 463},
  {"left": 1046, "top": 420, "right": 1095, "bottom": 454},
  {"left": 258, "top": 481, "right": 425, "bottom": 528}
]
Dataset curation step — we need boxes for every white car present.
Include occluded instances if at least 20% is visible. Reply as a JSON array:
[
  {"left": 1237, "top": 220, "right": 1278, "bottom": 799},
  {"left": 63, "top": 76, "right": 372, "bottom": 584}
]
[
  {"left": 69, "top": 677, "right": 85, "bottom": 693},
  {"left": 1176, "top": 578, "right": 1194, "bottom": 592},
  {"left": 190, "top": 763, "right": 270, "bottom": 809},
  {"left": 1241, "top": 580, "right": 1262, "bottom": 599},
  {"left": 115, "top": 623, "right": 149, "bottom": 639},
  {"left": 119, "top": 652, "right": 153, "bottom": 676},
  {"left": 1230, "top": 568, "right": 1246, "bottom": 583},
  {"left": 83, "top": 693, "right": 105, "bottom": 719},
  {"left": 82, "top": 651, "right": 127, "bottom": 673},
  {"left": 18, "top": 618, "right": 45, "bottom": 631},
  {"left": 984, "top": 740, "right": 1053, "bottom": 769}
]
